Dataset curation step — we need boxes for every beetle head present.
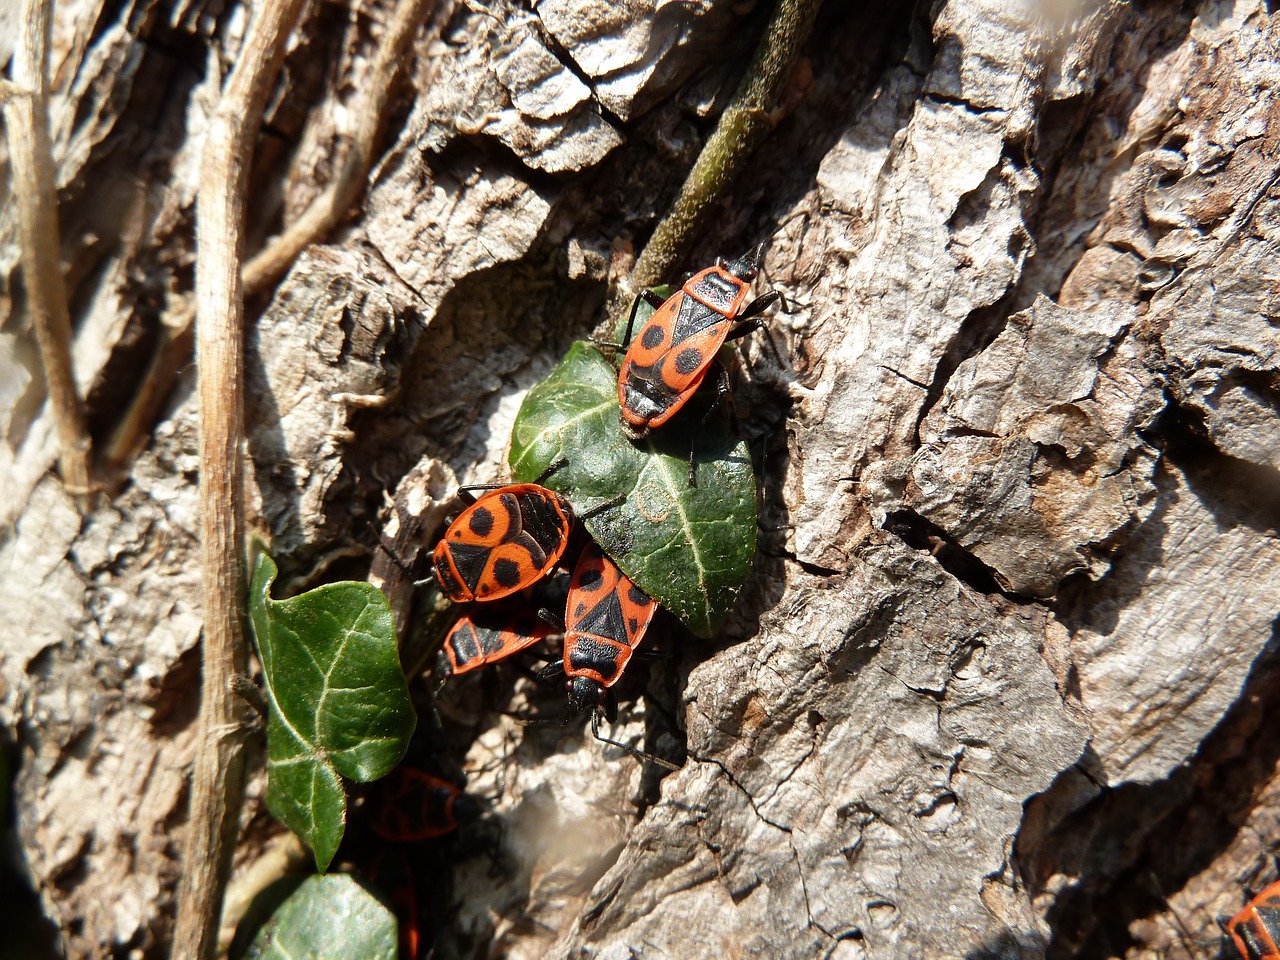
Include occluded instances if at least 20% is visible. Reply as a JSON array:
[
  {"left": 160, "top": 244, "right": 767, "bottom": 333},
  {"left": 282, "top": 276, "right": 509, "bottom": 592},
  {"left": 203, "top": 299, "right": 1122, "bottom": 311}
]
[
  {"left": 565, "top": 676, "right": 606, "bottom": 716},
  {"left": 722, "top": 241, "right": 767, "bottom": 282}
]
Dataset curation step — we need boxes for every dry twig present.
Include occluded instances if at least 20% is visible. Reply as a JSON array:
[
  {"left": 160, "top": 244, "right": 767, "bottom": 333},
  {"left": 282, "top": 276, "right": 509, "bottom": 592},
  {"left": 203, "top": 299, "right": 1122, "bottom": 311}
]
[
  {"left": 171, "top": 0, "right": 308, "bottom": 956},
  {"left": 3, "top": 0, "right": 92, "bottom": 492}
]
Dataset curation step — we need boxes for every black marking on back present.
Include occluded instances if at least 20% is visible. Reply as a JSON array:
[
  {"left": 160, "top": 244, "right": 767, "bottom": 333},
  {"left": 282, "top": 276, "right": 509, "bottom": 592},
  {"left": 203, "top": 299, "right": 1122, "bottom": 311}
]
[
  {"left": 517, "top": 492, "right": 567, "bottom": 549},
  {"left": 627, "top": 583, "right": 651, "bottom": 605},
  {"left": 449, "top": 542, "right": 491, "bottom": 592},
  {"left": 674, "top": 347, "right": 704, "bottom": 375},
  {"left": 434, "top": 556, "right": 463, "bottom": 597},
  {"left": 450, "top": 623, "right": 482, "bottom": 664},
  {"left": 510, "top": 531, "right": 548, "bottom": 568},
  {"left": 688, "top": 271, "right": 741, "bottom": 313},
  {"left": 495, "top": 493, "right": 523, "bottom": 540},
  {"left": 624, "top": 359, "right": 680, "bottom": 403},
  {"left": 1238, "top": 924, "right": 1267, "bottom": 960},
  {"left": 568, "top": 634, "right": 622, "bottom": 680},
  {"left": 576, "top": 566, "right": 603, "bottom": 591},
  {"left": 669, "top": 295, "right": 723, "bottom": 347},
  {"left": 468, "top": 505, "right": 494, "bottom": 538},
  {"left": 573, "top": 590, "right": 628, "bottom": 644},
  {"left": 1250, "top": 905, "right": 1280, "bottom": 953},
  {"left": 478, "top": 623, "right": 509, "bottom": 655},
  {"left": 641, "top": 324, "right": 665, "bottom": 350},
  {"left": 492, "top": 558, "right": 523, "bottom": 588}
]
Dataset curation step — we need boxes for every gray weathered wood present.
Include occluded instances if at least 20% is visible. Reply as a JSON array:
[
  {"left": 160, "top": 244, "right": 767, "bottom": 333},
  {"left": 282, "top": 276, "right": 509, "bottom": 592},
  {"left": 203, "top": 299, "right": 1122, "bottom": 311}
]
[{"left": 2, "top": 0, "right": 1279, "bottom": 957}]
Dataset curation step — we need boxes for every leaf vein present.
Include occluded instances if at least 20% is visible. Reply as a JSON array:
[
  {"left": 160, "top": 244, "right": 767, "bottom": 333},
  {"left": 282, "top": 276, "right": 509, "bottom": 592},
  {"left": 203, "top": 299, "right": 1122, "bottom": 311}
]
[{"left": 511, "top": 397, "right": 615, "bottom": 474}]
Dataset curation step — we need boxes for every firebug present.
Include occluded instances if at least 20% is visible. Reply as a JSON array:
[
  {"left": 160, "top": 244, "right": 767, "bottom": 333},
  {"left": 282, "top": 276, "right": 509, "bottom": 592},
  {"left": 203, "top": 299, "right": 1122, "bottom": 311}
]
[
  {"left": 432, "top": 482, "right": 572, "bottom": 603},
  {"left": 1229, "top": 879, "right": 1280, "bottom": 960},
  {"left": 436, "top": 605, "right": 557, "bottom": 679},
  {"left": 369, "top": 767, "right": 479, "bottom": 842},
  {"left": 537, "top": 543, "right": 675, "bottom": 770},
  {"left": 616, "top": 242, "right": 784, "bottom": 441}
]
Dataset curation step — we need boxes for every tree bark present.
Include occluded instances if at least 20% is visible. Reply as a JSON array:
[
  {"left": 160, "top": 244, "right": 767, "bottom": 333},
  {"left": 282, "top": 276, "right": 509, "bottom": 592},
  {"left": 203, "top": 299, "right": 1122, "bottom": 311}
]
[{"left": 2, "top": 1, "right": 1279, "bottom": 958}]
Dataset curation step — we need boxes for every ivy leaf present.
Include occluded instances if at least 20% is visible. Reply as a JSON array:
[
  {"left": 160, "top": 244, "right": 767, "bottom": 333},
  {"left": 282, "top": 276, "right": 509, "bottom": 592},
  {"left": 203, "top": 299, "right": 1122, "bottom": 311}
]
[
  {"left": 243, "top": 874, "right": 397, "bottom": 960},
  {"left": 607, "top": 284, "right": 672, "bottom": 345},
  {"left": 509, "top": 341, "right": 756, "bottom": 637},
  {"left": 249, "top": 545, "right": 416, "bottom": 871}
]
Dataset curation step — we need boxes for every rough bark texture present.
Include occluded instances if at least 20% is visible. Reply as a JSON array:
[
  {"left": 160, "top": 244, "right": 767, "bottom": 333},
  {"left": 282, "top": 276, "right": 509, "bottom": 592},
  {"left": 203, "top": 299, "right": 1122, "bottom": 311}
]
[{"left": 2, "top": 1, "right": 1279, "bottom": 958}]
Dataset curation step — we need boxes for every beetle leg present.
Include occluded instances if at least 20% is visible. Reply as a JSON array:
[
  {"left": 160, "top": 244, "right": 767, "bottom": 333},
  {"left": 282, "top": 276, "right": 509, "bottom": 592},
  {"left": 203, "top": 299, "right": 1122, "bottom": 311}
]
[
  {"left": 535, "top": 659, "right": 566, "bottom": 683},
  {"left": 724, "top": 317, "right": 764, "bottom": 342},
  {"left": 589, "top": 708, "right": 679, "bottom": 771},
  {"left": 727, "top": 312, "right": 789, "bottom": 371},
  {"left": 737, "top": 289, "right": 782, "bottom": 321},
  {"left": 369, "top": 520, "right": 421, "bottom": 575},
  {"left": 533, "top": 457, "right": 569, "bottom": 486},
  {"left": 578, "top": 490, "right": 628, "bottom": 521},
  {"left": 536, "top": 607, "right": 566, "bottom": 630},
  {"left": 617, "top": 289, "right": 668, "bottom": 350},
  {"left": 454, "top": 483, "right": 502, "bottom": 505}
]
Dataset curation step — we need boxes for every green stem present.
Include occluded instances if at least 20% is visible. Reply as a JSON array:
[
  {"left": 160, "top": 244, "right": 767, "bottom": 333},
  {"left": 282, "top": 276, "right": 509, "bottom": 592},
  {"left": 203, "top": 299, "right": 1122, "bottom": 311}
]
[{"left": 618, "top": 0, "right": 824, "bottom": 318}]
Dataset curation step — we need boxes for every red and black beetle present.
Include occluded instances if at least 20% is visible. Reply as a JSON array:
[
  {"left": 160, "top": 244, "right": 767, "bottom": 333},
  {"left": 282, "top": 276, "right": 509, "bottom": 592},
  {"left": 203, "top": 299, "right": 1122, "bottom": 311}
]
[
  {"left": 369, "top": 766, "right": 479, "bottom": 842},
  {"left": 616, "top": 243, "right": 783, "bottom": 441},
  {"left": 1228, "top": 879, "right": 1280, "bottom": 960},
  {"left": 432, "top": 482, "right": 572, "bottom": 603},
  {"left": 537, "top": 543, "right": 674, "bottom": 770},
  {"left": 436, "top": 604, "right": 557, "bottom": 679},
  {"left": 561, "top": 542, "right": 659, "bottom": 716}
]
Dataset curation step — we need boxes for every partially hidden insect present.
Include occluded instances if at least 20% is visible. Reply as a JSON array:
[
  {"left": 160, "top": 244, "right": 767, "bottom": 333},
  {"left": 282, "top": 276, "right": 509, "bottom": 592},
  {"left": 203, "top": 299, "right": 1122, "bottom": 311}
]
[
  {"left": 537, "top": 543, "right": 674, "bottom": 770},
  {"left": 432, "top": 482, "right": 573, "bottom": 603},
  {"left": 368, "top": 847, "right": 420, "bottom": 959},
  {"left": 616, "top": 242, "right": 784, "bottom": 441},
  {"left": 369, "top": 767, "right": 479, "bottom": 842},
  {"left": 435, "top": 605, "right": 557, "bottom": 680},
  {"left": 1228, "top": 879, "right": 1280, "bottom": 960}
]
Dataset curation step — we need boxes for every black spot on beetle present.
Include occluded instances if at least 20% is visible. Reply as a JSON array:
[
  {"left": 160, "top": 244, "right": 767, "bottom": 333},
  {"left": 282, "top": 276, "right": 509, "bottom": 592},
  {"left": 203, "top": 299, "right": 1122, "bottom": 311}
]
[
  {"left": 493, "top": 558, "right": 522, "bottom": 588},
  {"left": 468, "top": 507, "right": 494, "bottom": 538},
  {"left": 675, "top": 348, "right": 704, "bottom": 375},
  {"left": 642, "top": 325, "right": 666, "bottom": 350}
]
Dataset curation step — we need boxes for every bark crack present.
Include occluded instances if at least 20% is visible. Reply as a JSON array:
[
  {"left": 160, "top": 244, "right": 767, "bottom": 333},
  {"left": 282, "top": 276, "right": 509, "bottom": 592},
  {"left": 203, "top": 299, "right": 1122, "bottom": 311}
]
[
  {"left": 693, "top": 753, "right": 791, "bottom": 835},
  {"left": 362, "top": 238, "right": 430, "bottom": 306},
  {"left": 526, "top": 11, "right": 626, "bottom": 131}
]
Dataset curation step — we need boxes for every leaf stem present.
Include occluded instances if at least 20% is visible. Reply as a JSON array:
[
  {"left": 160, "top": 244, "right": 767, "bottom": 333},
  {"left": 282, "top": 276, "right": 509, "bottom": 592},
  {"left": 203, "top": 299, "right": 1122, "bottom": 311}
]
[
  {"left": 4, "top": 0, "right": 92, "bottom": 493},
  {"left": 172, "top": 0, "right": 308, "bottom": 956},
  {"left": 612, "top": 0, "right": 824, "bottom": 325}
]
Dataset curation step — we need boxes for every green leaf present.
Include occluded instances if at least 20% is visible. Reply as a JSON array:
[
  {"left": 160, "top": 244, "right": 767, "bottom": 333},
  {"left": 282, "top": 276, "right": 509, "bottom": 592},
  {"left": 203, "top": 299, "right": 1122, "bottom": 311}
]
[
  {"left": 509, "top": 341, "right": 756, "bottom": 637},
  {"left": 249, "top": 545, "right": 416, "bottom": 871},
  {"left": 607, "top": 284, "right": 673, "bottom": 345},
  {"left": 244, "top": 874, "right": 397, "bottom": 960}
]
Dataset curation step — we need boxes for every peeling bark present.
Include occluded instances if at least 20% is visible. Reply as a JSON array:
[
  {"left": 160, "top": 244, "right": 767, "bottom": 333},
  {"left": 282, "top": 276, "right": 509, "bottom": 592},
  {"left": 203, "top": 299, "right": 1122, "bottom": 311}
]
[{"left": 3, "top": 1, "right": 1280, "bottom": 958}]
